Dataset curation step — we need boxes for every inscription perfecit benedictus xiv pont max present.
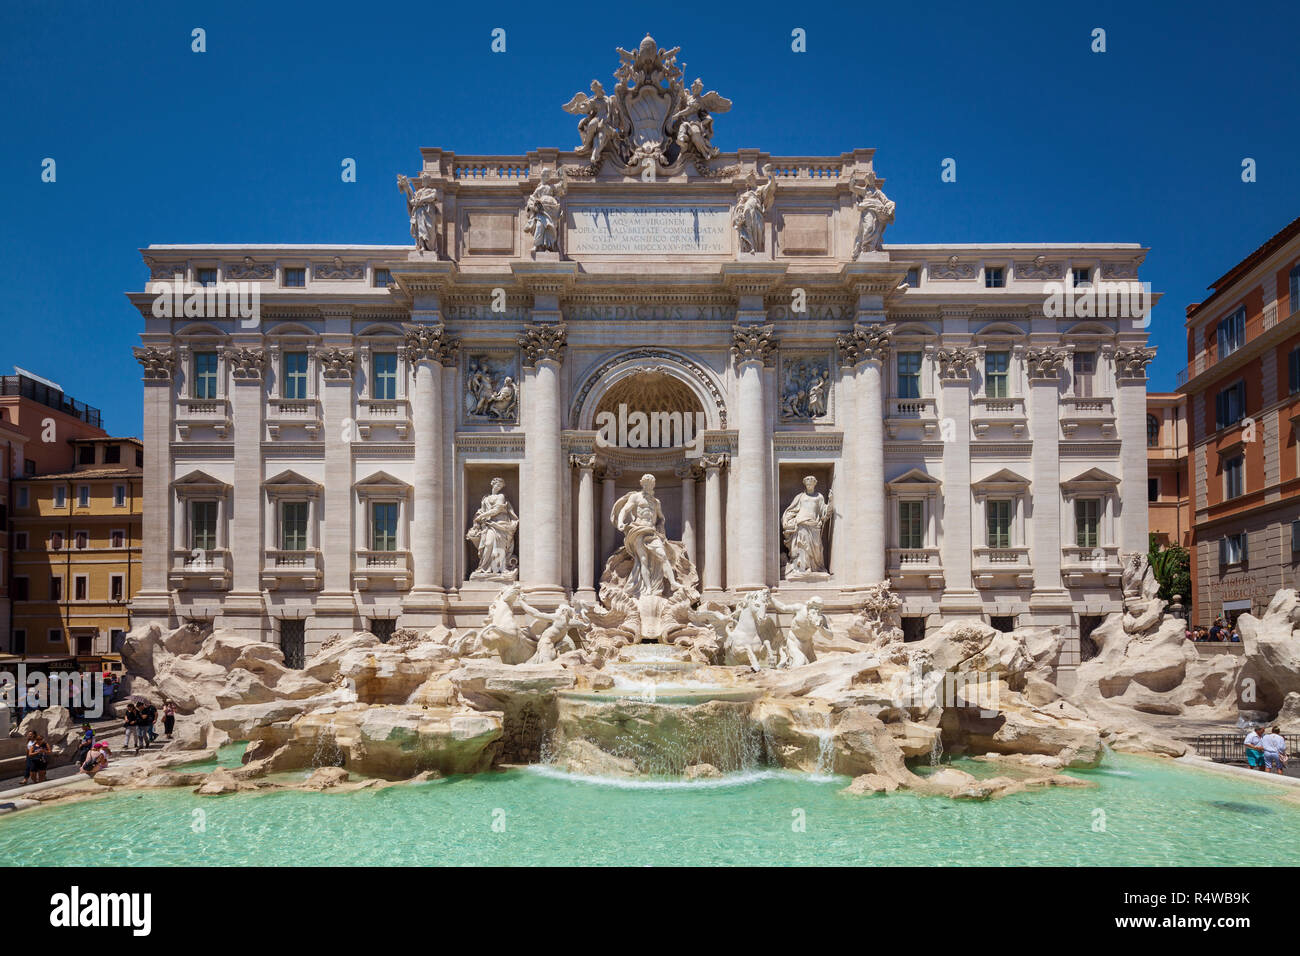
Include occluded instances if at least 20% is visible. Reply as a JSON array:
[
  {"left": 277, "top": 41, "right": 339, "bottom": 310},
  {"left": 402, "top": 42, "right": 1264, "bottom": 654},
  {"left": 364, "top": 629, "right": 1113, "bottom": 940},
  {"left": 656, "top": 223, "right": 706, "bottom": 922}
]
[{"left": 565, "top": 206, "right": 731, "bottom": 254}]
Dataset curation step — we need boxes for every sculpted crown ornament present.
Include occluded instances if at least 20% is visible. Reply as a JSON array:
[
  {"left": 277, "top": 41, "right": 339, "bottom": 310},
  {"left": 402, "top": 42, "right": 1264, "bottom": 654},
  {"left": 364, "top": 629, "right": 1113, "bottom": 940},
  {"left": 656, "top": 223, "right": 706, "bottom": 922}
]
[
  {"left": 1114, "top": 346, "right": 1157, "bottom": 381},
  {"left": 1026, "top": 346, "right": 1070, "bottom": 380},
  {"left": 836, "top": 323, "right": 891, "bottom": 367},
  {"left": 317, "top": 347, "right": 356, "bottom": 381},
  {"left": 730, "top": 324, "right": 778, "bottom": 366},
  {"left": 562, "top": 34, "right": 732, "bottom": 176},
  {"left": 224, "top": 347, "right": 267, "bottom": 381},
  {"left": 404, "top": 323, "right": 459, "bottom": 367},
  {"left": 133, "top": 346, "right": 176, "bottom": 381},
  {"left": 519, "top": 322, "right": 568, "bottom": 366},
  {"left": 936, "top": 347, "right": 978, "bottom": 381}
]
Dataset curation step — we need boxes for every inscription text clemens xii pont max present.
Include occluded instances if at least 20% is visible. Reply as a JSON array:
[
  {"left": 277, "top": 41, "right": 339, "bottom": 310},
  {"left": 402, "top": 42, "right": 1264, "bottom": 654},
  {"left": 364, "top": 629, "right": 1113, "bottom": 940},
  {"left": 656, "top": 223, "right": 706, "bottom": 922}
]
[{"left": 565, "top": 206, "right": 731, "bottom": 255}]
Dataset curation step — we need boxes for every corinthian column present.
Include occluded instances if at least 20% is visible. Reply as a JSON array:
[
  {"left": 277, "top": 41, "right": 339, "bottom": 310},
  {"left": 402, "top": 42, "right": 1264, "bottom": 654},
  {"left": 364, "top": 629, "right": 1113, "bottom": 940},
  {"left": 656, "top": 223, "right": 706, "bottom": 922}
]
[
  {"left": 571, "top": 453, "right": 597, "bottom": 601},
  {"left": 835, "top": 323, "right": 890, "bottom": 587},
  {"left": 676, "top": 462, "right": 700, "bottom": 569},
  {"left": 130, "top": 346, "right": 177, "bottom": 626},
  {"left": 701, "top": 453, "right": 728, "bottom": 595},
  {"left": 519, "top": 322, "right": 567, "bottom": 599},
  {"left": 598, "top": 463, "right": 621, "bottom": 569},
  {"left": 404, "top": 323, "right": 458, "bottom": 611},
  {"left": 730, "top": 324, "right": 777, "bottom": 591}
]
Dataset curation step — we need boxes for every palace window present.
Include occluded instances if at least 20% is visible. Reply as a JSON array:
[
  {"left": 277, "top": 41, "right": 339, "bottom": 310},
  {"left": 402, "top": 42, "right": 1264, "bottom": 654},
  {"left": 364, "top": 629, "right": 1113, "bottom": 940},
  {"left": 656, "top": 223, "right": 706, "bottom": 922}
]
[
  {"left": 104, "top": 444, "right": 120, "bottom": 464},
  {"left": 1148, "top": 477, "right": 1159, "bottom": 502},
  {"left": 281, "top": 501, "right": 309, "bottom": 551},
  {"left": 373, "top": 268, "right": 392, "bottom": 288},
  {"left": 1292, "top": 520, "right": 1300, "bottom": 557},
  {"left": 1224, "top": 454, "right": 1244, "bottom": 499},
  {"left": 193, "top": 351, "right": 219, "bottom": 399},
  {"left": 898, "top": 500, "right": 924, "bottom": 549},
  {"left": 74, "top": 531, "right": 88, "bottom": 550},
  {"left": 985, "top": 351, "right": 1010, "bottom": 398},
  {"left": 897, "top": 352, "right": 922, "bottom": 399},
  {"left": 110, "top": 574, "right": 124, "bottom": 602},
  {"left": 283, "top": 267, "right": 306, "bottom": 288},
  {"left": 49, "top": 531, "right": 63, "bottom": 550},
  {"left": 77, "top": 485, "right": 89, "bottom": 508},
  {"left": 987, "top": 500, "right": 1012, "bottom": 549},
  {"left": 1147, "top": 414, "right": 1160, "bottom": 446},
  {"left": 1072, "top": 351, "right": 1096, "bottom": 397},
  {"left": 14, "top": 531, "right": 27, "bottom": 550},
  {"left": 12, "top": 577, "right": 28, "bottom": 601},
  {"left": 1214, "top": 380, "right": 1246, "bottom": 429},
  {"left": 78, "top": 445, "right": 95, "bottom": 465},
  {"left": 904, "top": 268, "right": 920, "bottom": 288},
  {"left": 984, "top": 266, "right": 1005, "bottom": 288},
  {"left": 111, "top": 529, "right": 125, "bottom": 548},
  {"left": 12, "top": 630, "right": 24, "bottom": 654},
  {"left": 114, "top": 484, "right": 126, "bottom": 507},
  {"left": 1217, "top": 306, "right": 1246, "bottom": 358},
  {"left": 54, "top": 486, "right": 66, "bottom": 509},
  {"left": 50, "top": 576, "right": 63, "bottom": 601},
  {"left": 196, "top": 268, "right": 218, "bottom": 287},
  {"left": 1291, "top": 265, "right": 1300, "bottom": 314},
  {"left": 16, "top": 487, "right": 28, "bottom": 508},
  {"left": 371, "top": 502, "right": 399, "bottom": 551},
  {"left": 372, "top": 352, "right": 398, "bottom": 400},
  {"left": 1073, "top": 266, "right": 1092, "bottom": 286},
  {"left": 191, "top": 500, "right": 219, "bottom": 551},
  {"left": 73, "top": 575, "right": 88, "bottom": 601},
  {"left": 1075, "top": 498, "right": 1100, "bottom": 548},
  {"left": 283, "top": 351, "right": 309, "bottom": 399},
  {"left": 1220, "top": 532, "right": 1248, "bottom": 567},
  {"left": 1288, "top": 346, "right": 1300, "bottom": 395}
]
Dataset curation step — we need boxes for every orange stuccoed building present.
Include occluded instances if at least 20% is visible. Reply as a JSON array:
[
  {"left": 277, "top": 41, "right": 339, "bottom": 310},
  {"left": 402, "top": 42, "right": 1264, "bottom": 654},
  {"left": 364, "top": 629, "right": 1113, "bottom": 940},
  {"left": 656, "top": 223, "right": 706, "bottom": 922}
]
[{"left": 1180, "top": 215, "right": 1300, "bottom": 626}]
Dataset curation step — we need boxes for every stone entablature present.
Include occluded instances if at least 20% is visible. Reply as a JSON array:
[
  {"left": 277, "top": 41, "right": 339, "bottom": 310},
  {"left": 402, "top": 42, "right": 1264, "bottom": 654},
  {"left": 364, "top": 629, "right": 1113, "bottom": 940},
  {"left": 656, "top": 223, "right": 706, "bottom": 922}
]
[{"left": 127, "top": 34, "right": 1155, "bottom": 662}]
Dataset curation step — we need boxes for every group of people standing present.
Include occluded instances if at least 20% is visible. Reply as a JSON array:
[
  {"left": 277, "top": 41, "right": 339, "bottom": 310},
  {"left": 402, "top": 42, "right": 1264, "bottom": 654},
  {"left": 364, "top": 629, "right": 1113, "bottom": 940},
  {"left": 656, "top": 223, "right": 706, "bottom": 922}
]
[
  {"left": 123, "top": 700, "right": 176, "bottom": 752},
  {"left": 20, "top": 732, "right": 51, "bottom": 785},
  {"left": 1244, "top": 726, "right": 1289, "bottom": 773}
]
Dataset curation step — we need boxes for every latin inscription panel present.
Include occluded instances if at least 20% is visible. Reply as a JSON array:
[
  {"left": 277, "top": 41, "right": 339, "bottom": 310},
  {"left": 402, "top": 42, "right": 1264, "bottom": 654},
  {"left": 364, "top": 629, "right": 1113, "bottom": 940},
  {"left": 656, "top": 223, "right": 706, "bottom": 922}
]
[{"left": 566, "top": 206, "right": 731, "bottom": 254}]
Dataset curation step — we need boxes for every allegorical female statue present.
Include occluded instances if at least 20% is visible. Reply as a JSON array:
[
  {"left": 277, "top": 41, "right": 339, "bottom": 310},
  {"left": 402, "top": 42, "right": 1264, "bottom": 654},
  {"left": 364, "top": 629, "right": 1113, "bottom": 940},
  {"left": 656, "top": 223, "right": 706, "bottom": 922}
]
[
  {"left": 467, "top": 477, "right": 519, "bottom": 580},
  {"left": 397, "top": 173, "right": 440, "bottom": 254},
  {"left": 611, "top": 473, "right": 681, "bottom": 597},
  {"left": 731, "top": 163, "right": 777, "bottom": 254},
  {"left": 781, "top": 475, "right": 831, "bottom": 578},
  {"left": 523, "top": 170, "right": 566, "bottom": 253},
  {"left": 849, "top": 173, "right": 896, "bottom": 258}
]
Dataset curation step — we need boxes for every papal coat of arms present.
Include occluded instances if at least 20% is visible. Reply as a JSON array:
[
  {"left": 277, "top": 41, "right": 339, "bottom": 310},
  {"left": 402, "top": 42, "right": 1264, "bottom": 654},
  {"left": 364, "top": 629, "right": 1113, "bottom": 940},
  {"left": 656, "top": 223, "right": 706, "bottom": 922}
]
[{"left": 562, "top": 34, "right": 732, "bottom": 176}]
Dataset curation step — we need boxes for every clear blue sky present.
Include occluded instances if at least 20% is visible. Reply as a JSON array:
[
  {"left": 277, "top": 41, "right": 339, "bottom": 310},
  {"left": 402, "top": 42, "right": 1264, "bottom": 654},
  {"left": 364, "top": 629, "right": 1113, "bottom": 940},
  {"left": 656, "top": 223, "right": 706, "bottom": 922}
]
[{"left": 2, "top": 0, "right": 1297, "bottom": 435}]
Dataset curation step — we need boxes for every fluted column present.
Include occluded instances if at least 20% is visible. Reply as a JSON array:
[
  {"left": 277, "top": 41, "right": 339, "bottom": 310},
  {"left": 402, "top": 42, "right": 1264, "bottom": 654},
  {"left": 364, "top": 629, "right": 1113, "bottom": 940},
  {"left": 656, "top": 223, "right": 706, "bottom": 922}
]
[
  {"left": 1026, "top": 347, "right": 1069, "bottom": 593},
  {"left": 571, "top": 453, "right": 597, "bottom": 601},
  {"left": 676, "top": 462, "right": 699, "bottom": 569},
  {"left": 701, "top": 453, "right": 727, "bottom": 595},
  {"left": 730, "top": 325, "right": 777, "bottom": 591},
  {"left": 835, "top": 323, "right": 891, "bottom": 587},
  {"left": 519, "top": 322, "right": 567, "bottom": 598},
  {"left": 1115, "top": 347, "right": 1157, "bottom": 556},
  {"left": 936, "top": 346, "right": 977, "bottom": 597},
  {"left": 404, "top": 323, "right": 457, "bottom": 607}
]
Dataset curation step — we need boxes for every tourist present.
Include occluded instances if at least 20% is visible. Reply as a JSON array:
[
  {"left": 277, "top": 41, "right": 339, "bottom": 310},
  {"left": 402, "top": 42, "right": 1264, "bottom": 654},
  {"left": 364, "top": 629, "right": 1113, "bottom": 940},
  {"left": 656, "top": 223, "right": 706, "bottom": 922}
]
[
  {"left": 163, "top": 700, "right": 176, "bottom": 739},
  {"left": 1244, "top": 726, "right": 1265, "bottom": 770},
  {"left": 81, "top": 742, "right": 110, "bottom": 776},
  {"left": 123, "top": 703, "right": 139, "bottom": 752},
  {"left": 142, "top": 700, "right": 158, "bottom": 744},
  {"left": 1230, "top": 627, "right": 1242, "bottom": 643},
  {"left": 73, "top": 723, "right": 95, "bottom": 766},
  {"left": 20, "top": 730, "right": 39, "bottom": 785},
  {"left": 31, "top": 734, "right": 50, "bottom": 783},
  {"left": 1262, "top": 726, "right": 1288, "bottom": 774}
]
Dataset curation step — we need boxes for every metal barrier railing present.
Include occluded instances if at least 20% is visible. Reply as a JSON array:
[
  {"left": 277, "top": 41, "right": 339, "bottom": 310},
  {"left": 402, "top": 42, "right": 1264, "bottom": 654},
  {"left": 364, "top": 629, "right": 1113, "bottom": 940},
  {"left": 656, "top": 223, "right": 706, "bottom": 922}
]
[{"left": 1194, "top": 734, "right": 1300, "bottom": 763}]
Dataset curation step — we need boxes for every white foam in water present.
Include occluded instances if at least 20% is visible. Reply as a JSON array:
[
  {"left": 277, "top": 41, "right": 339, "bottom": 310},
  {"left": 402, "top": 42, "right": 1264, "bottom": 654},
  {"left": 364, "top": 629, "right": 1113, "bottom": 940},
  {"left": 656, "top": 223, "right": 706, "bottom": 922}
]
[{"left": 526, "top": 764, "right": 806, "bottom": 790}]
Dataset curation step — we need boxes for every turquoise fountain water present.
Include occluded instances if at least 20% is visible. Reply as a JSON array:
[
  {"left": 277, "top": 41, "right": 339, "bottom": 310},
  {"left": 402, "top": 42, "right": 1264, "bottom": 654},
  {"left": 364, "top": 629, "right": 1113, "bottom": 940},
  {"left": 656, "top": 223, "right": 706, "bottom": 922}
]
[{"left": 2, "top": 754, "right": 1297, "bottom": 866}]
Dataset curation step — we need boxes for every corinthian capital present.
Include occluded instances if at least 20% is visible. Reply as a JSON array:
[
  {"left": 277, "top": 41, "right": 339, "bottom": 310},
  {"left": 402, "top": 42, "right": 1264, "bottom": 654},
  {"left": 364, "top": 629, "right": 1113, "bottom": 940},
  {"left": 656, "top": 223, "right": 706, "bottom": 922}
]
[
  {"left": 404, "top": 323, "right": 459, "bottom": 368},
  {"left": 700, "top": 452, "right": 729, "bottom": 472},
  {"left": 1114, "top": 346, "right": 1156, "bottom": 382},
  {"left": 519, "top": 322, "right": 567, "bottom": 367},
  {"left": 224, "top": 346, "right": 267, "bottom": 381},
  {"left": 317, "top": 347, "right": 356, "bottom": 381},
  {"left": 836, "top": 323, "right": 890, "bottom": 367},
  {"left": 936, "top": 347, "right": 977, "bottom": 381},
  {"left": 133, "top": 346, "right": 176, "bottom": 381},
  {"left": 1025, "top": 346, "right": 1070, "bottom": 380},
  {"left": 730, "top": 324, "right": 777, "bottom": 366}
]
